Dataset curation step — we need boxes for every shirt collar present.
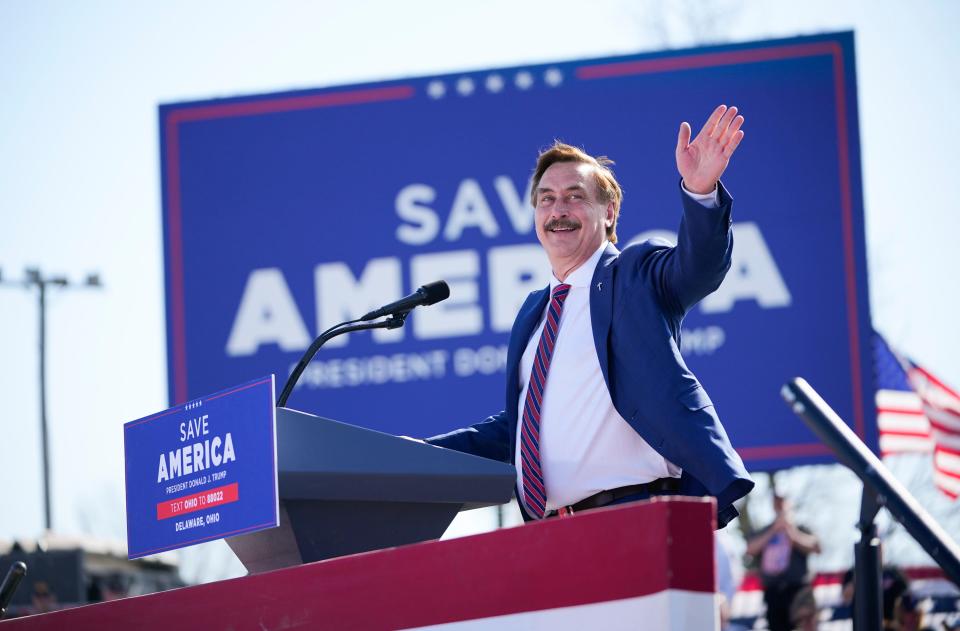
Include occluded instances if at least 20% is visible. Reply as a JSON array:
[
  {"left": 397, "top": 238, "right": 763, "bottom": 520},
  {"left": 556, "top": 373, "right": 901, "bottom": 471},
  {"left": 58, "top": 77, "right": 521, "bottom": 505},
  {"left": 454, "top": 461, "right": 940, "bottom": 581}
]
[{"left": 550, "top": 241, "right": 609, "bottom": 289}]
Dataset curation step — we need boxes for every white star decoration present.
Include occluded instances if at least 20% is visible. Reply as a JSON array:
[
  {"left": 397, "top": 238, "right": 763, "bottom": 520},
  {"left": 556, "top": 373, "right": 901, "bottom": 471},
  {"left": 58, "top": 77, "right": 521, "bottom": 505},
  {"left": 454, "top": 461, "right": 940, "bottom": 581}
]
[
  {"left": 485, "top": 74, "right": 505, "bottom": 93},
  {"left": 544, "top": 67, "right": 563, "bottom": 87},
  {"left": 426, "top": 80, "right": 446, "bottom": 99},
  {"left": 456, "top": 77, "right": 475, "bottom": 96},
  {"left": 514, "top": 71, "right": 534, "bottom": 90}
]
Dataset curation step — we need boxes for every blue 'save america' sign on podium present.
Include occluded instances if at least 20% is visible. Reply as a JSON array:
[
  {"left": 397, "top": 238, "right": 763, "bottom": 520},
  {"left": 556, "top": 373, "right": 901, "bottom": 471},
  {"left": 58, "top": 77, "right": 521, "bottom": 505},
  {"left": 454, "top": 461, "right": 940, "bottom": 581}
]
[{"left": 124, "top": 376, "right": 278, "bottom": 559}]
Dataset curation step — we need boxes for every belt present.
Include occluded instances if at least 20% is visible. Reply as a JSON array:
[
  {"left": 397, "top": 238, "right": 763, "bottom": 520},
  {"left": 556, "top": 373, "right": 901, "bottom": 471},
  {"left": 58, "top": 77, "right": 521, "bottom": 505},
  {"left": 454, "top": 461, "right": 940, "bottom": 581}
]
[{"left": 546, "top": 478, "right": 681, "bottom": 518}]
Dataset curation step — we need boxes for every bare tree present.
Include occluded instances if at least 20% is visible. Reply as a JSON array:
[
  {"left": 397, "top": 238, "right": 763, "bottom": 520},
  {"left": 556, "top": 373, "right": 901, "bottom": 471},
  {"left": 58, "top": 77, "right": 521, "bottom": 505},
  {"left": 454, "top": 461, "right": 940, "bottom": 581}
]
[{"left": 622, "top": 0, "right": 746, "bottom": 50}]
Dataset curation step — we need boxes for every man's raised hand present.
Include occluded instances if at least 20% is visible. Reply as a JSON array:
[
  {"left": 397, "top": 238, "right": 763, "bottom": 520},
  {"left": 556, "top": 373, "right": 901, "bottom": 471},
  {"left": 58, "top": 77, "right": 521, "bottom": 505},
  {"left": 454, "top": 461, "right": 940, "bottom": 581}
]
[{"left": 675, "top": 104, "right": 745, "bottom": 195}]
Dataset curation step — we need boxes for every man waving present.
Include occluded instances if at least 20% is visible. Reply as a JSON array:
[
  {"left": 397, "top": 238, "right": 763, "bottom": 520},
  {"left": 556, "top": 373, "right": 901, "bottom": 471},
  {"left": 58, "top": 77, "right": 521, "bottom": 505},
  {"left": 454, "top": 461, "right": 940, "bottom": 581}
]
[{"left": 428, "top": 105, "right": 753, "bottom": 527}]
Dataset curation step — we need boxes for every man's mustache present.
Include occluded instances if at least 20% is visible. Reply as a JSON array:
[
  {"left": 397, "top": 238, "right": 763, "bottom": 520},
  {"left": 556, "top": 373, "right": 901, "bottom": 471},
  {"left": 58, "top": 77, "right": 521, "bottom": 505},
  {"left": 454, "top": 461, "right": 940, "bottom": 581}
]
[{"left": 544, "top": 218, "right": 581, "bottom": 231}]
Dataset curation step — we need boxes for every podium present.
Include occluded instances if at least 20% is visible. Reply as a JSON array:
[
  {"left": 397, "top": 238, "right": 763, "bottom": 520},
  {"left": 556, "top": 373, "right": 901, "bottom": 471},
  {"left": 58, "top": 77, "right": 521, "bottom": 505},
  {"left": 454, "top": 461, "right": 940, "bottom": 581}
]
[
  {"left": 1, "top": 498, "right": 719, "bottom": 630},
  {"left": 225, "top": 408, "right": 516, "bottom": 572}
]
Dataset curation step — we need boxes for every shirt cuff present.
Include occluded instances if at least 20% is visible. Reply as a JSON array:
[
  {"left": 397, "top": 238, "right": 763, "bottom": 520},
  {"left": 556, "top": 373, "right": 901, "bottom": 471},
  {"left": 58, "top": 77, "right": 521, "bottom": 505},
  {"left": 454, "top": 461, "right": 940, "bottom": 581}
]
[{"left": 681, "top": 180, "right": 719, "bottom": 208}]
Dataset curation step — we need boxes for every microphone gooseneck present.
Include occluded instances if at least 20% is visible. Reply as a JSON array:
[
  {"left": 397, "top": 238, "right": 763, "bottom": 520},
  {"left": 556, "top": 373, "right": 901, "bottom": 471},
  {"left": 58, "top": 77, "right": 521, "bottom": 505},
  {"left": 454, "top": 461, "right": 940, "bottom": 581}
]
[{"left": 277, "top": 280, "right": 450, "bottom": 408}]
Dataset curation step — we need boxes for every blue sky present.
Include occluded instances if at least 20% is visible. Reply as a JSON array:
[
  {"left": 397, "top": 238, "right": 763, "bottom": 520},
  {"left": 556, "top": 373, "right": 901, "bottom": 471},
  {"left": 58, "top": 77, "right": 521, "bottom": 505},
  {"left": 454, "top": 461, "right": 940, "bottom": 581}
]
[{"left": 1, "top": 1, "right": 958, "bottom": 581}]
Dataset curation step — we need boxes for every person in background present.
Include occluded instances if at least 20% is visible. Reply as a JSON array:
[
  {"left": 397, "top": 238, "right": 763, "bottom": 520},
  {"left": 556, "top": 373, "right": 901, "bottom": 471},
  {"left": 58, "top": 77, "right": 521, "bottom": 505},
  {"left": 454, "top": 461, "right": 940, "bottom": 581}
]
[
  {"left": 842, "top": 559, "right": 911, "bottom": 630},
  {"left": 788, "top": 586, "right": 818, "bottom": 631},
  {"left": 101, "top": 573, "right": 130, "bottom": 601},
  {"left": 28, "top": 581, "right": 58, "bottom": 615},
  {"left": 716, "top": 532, "right": 747, "bottom": 630},
  {"left": 746, "top": 494, "right": 821, "bottom": 631},
  {"left": 896, "top": 592, "right": 927, "bottom": 631}
]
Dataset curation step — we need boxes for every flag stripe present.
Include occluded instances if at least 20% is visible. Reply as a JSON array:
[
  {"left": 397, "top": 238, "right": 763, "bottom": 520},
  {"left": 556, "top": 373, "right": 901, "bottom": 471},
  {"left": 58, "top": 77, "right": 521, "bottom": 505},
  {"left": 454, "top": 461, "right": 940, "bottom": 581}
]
[
  {"left": 877, "top": 412, "right": 930, "bottom": 433},
  {"left": 879, "top": 429, "right": 931, "bottom": 438},
  {"left": 934, "top": 443, "right": 960, "bottom": 457},
  {"left": 926, "top": 407, "right": 960, "bottom": 433},
  {"left": 933, "top": 471, "right": 960, "bottom": 499},
  {"left": 930, "top": 430, "right": 960, "bottom": 451},
  {"left": 879, "top": 435, "right": 933, "bottom": 456},
  {"left": 877, "top": 407, "right": 925, "bottom": 417},
  {"left": 876, "top": 389, "right": 924, "bottom": 409},
  {"left": 914, "top": 364, "right": 960, "bottom": 398}
]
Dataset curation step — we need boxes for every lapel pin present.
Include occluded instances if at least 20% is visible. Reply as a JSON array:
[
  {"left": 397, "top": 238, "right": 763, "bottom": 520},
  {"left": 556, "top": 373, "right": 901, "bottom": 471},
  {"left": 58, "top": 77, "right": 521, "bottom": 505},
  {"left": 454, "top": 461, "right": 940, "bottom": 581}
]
[{"left": 596, "top": 281, "right": 603, "bottom": 292}]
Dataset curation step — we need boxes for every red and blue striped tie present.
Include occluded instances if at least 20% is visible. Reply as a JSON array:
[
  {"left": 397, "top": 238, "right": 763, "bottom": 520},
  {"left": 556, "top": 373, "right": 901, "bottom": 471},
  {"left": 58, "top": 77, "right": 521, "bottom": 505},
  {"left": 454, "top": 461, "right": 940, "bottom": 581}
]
[{"left": 519, "top": 283, "right": 571, "bottom": 519}]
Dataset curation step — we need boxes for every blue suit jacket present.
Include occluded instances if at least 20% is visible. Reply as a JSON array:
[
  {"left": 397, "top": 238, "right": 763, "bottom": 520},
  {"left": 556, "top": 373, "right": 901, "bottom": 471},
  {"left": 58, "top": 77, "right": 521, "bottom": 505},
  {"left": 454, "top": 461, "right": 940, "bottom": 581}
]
[{"left": 428, "top": 181, "right": 754, "bottom": 527}]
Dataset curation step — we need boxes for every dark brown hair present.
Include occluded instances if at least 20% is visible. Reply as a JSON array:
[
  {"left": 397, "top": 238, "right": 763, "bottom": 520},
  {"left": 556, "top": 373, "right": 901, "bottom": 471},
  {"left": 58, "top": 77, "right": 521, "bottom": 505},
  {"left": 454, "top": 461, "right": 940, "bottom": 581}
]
[{"left": 529, "top": 141, "right": 623, "bottom": 243}]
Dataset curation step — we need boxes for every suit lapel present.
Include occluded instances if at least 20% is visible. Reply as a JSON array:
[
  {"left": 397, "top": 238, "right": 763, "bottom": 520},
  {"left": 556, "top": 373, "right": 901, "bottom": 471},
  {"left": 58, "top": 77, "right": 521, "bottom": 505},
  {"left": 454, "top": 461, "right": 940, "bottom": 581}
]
[{"left": 590, "top": 243, "right": 619, "bottom": 393}]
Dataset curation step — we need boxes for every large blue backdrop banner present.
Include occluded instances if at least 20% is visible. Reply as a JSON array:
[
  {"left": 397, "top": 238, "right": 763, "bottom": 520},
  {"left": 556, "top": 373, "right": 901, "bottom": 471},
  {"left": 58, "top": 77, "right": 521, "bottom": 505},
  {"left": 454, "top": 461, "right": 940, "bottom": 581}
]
[{"left": 160, "top": 32, "right": 875, "bottom": 471}]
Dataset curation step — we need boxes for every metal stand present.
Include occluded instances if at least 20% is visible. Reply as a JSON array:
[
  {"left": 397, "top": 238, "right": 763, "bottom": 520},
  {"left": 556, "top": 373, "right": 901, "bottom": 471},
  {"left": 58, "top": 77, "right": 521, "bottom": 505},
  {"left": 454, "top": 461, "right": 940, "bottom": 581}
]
[
  {"left": 782, "top": 377, "right": 960, "bottom": 628},
  {"left": 853, "top": 489, "right": 882, "bottom": 631}
]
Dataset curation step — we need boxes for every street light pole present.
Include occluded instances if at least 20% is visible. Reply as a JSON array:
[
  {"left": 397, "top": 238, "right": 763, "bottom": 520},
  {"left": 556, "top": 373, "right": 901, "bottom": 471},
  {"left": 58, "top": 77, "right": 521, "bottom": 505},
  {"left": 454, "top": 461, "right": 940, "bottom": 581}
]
[
  {"left": 1, "top": 267, "right": 102, "bottom": 533},
  {"left": 38, "top": 278, "right": 51, "bottom": 532}
]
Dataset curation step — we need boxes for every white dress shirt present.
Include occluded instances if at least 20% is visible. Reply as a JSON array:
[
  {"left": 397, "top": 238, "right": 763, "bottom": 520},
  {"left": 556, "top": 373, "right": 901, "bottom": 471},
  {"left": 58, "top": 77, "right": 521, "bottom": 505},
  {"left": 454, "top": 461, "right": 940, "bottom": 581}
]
[{"left": 515, "top": 184, "right": 717, "bottom": 509}]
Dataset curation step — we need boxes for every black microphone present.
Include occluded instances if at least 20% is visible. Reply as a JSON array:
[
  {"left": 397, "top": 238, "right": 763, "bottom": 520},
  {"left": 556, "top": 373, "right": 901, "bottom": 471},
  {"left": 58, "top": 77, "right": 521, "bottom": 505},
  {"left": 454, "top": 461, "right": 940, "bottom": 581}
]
[
  {"left": 0, "top": 561, "right": 26, "bottom": 620},
  {"left": 360, "top": 281, "right": 450, "bottom": 321}
]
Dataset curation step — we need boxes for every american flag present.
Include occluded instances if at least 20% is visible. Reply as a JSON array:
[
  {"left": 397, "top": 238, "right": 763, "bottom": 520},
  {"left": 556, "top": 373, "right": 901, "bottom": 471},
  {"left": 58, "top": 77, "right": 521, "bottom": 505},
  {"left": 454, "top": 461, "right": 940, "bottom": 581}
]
[{"left": 874, "top": 333, "right": 960, "bottom": 499}]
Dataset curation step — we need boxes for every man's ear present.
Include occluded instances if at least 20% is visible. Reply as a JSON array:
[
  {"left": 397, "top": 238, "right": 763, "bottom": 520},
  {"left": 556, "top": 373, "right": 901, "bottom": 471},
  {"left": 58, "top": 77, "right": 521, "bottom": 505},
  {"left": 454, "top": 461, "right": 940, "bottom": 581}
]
[{"left": 605, "top": 202, "right": 615, "bottom": 227}]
